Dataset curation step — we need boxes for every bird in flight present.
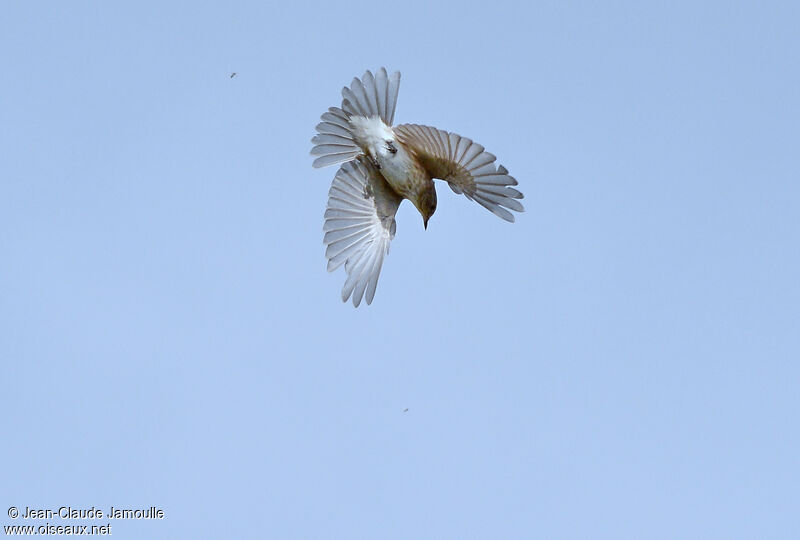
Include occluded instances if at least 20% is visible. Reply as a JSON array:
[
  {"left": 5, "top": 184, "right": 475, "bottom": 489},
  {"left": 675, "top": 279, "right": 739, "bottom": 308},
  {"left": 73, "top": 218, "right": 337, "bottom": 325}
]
[{"left": 311, "top": 68, "right": 524, "bottom": 306}]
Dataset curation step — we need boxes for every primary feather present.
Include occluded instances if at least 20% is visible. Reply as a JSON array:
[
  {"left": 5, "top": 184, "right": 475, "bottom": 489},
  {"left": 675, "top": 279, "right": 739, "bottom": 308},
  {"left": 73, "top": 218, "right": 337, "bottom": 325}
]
[
  {"left": 322, "top": 159, "right": 401, "bottom": 307},
  {"left": 394, "top": 124, "right": 525, "bottom": 222}
]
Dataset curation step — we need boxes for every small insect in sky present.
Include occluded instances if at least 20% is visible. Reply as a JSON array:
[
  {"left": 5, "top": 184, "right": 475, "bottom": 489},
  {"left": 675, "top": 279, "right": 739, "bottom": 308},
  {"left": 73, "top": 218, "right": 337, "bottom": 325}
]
[{"left": 230, "top": 72, "right": 237, "bottom": 78}]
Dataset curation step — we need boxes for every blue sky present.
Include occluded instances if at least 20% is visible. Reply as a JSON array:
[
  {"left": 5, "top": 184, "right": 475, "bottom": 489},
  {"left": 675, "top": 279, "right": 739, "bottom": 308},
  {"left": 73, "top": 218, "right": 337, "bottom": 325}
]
[{"left": 2, "top": 1, "right": 798, "bottom": 538}]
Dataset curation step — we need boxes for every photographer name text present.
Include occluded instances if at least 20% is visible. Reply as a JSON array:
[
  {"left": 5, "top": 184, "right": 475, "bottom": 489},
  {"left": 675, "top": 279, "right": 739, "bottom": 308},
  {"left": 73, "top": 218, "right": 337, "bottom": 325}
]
[{"left": 15, "top": 506, "right": 163, "bottom": 520}]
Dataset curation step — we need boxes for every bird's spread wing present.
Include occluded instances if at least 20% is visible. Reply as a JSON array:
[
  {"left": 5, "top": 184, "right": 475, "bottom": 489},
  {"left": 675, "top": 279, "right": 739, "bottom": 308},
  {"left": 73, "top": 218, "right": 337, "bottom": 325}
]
[
  {"left": 323, "top": 159, "right": 402, "bottom": 307},
  {"left": 393, "top": 124, "right": 524, "bottom": 222}
]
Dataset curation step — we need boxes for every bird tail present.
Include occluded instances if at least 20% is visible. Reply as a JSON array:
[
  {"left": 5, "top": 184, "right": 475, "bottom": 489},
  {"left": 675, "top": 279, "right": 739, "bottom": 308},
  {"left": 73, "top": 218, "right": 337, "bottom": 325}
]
[
  {"left": 311, "top": 106, "right": 362, "bottom": 168},
  {"left": 311, "top": 68, "right": 401, "bottom": 169}
]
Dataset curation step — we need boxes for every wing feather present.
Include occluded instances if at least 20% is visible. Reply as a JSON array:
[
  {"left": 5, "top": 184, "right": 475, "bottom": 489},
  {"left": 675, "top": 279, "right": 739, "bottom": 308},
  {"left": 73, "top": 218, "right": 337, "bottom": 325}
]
[
  {"left": 394, "top": 124, "right": 524, "bottom": 222},
  {"left": 323, "top": 159, "right": 402, "bottom": 306}
]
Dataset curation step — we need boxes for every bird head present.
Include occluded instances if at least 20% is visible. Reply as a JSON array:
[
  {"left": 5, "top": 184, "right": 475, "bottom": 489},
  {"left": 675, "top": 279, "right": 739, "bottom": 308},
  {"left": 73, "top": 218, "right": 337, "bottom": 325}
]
[{"left": 414, "top": 184, "right": 437, "bottom": 230}]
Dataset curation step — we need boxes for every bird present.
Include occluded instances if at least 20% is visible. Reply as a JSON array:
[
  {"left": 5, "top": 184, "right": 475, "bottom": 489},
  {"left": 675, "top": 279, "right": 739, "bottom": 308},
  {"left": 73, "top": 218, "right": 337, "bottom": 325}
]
[{"left": 311, "top": 68, "right": 524, "bottom": 307}]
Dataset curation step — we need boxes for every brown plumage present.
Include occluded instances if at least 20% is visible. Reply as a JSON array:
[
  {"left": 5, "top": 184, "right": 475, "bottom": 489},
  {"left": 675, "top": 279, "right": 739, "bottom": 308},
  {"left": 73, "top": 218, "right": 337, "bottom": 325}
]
[{"left": 311, "top": 68, "right": 524, "bottom": 306}]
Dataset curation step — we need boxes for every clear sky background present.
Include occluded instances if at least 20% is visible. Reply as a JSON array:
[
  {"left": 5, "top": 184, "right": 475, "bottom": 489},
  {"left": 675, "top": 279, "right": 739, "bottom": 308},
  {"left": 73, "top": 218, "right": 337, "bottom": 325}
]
[{"left": 2, "top": 1, "right": 798, "bottom": 538}]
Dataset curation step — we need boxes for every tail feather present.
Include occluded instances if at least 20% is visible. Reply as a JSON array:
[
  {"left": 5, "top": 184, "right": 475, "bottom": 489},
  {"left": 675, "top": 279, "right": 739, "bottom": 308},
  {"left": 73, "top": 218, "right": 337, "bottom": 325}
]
[
  {"left": 311, "top": 68, "right": 401, "bottom": 169},
  {"left": 341, "top": 67, "right": 400, "bottom": 125},
  {"left": 311, "top": 107, "right": 360, "bottom": 168}
]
